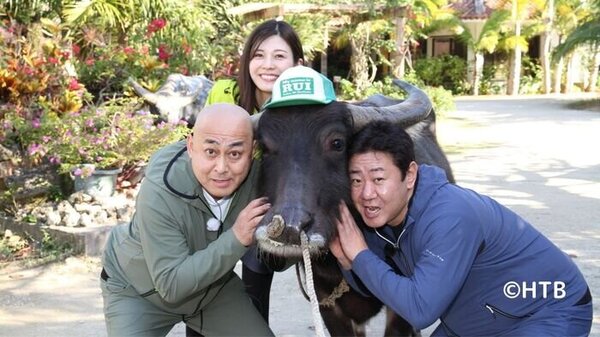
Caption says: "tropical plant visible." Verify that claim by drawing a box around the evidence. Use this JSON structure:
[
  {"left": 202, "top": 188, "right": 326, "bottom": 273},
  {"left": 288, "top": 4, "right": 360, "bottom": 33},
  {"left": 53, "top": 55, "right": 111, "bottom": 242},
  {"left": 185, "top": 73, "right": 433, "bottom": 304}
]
[
  {"left": 519, "top": 56, "right": 543, "bottom": 94},
  {"left": 0, "top": 19, "right": 90, "bottom": 134},
  {"left": 554, "top": 19, "right": 600, "bottom": 59},
  {"left": 64, "top": 0, "right": 245, "bottom": 89},
  {"left": 0, "top": 0, "right": 64, "bottom": 24},
  {"left": 338, "top": 74, "right": 455, "bottom": 117},
  {"left": 380, "top": 0, "right": 451, "bottom": 78},
  {"left": 546, "top": 0, "right": 595, "bottom": 93},
  {"left": 493, "top": 0, "right": 546, "bottom": 95},
  {"left": 454, "top": 10, "right": 511, "bottom": 95},
  {"left": 552, "top": 0, "right": 600, "bottom": 92},
  {"left": 414, "top": 55, "right": 469, "bottom": 94},
  {"left": 2, "top": 97, "right": 190, "bottom": 177}
]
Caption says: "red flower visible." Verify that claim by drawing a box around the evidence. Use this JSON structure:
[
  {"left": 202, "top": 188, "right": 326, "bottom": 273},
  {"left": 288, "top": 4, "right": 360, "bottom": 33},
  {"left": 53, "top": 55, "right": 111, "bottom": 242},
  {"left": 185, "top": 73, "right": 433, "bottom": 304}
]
[
  {"left": 48, "top": 57, "right": 59, "bottom": 64},
  {"left": 22, "top": 66, "right": 34, "bottom": 76},
  {"left": 68, "top": 78, "right": 82, "bottom": 91},
  {"left": 85, "top": 58, "right": 95, "bottom": 66},
  {"left": 147, "top": 18, "right": 167, "bottom": 35},
  {"left": 72, "top": 44, "right": 81, "bottom": 56},
  {"left": 123, "top": 46, "right": 135, "bottom": 55},
  {"left": 157, "top": 44, "right": 170, "bottom": 61},
  {"left": 182, "top": 43, "right": 192, "bottom": 55}
]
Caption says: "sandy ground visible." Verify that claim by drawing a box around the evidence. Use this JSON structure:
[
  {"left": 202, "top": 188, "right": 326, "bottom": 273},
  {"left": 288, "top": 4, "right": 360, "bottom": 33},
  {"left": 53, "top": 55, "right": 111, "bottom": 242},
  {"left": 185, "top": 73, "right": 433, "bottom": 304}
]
[{"left": 0, "top": 95, "right": 598, "bottom": 336}]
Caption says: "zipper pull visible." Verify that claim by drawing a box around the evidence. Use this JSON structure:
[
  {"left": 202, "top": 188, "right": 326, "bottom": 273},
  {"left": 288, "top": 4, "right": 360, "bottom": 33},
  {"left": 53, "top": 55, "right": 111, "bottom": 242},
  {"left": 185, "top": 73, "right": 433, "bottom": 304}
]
[{"left": 485, "top": 304, "right": 496, "bottom": 318}]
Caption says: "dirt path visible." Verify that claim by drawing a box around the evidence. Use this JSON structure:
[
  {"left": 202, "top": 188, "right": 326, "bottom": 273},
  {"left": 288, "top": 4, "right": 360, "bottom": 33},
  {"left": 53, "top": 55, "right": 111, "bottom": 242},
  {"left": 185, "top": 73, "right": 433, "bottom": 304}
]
[{"left": 1, "top": 95, "right": 598, "bottom": 336}]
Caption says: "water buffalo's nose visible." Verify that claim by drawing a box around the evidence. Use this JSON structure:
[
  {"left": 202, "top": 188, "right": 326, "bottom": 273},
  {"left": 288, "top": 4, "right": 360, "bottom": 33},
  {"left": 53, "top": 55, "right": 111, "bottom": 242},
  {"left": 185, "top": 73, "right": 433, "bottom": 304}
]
[{"left": 266, "top": 207, "right": 311, "bottom": 239}]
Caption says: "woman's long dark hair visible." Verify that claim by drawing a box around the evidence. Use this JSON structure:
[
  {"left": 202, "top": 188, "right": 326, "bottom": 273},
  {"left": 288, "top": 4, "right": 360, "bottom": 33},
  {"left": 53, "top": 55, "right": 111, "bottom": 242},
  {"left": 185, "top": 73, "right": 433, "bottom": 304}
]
[{"left": 237, "top": 20, "right": 304, "bottom": 113}]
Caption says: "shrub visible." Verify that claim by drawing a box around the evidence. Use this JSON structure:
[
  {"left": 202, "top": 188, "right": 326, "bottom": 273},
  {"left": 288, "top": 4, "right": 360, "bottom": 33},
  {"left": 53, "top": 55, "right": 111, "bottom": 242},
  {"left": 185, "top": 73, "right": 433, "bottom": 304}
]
[
  {"left": 519, "top": 56, "right": 543, "bottom": 94},
  {"left": 413, "top": 55, "right": 470, "bottom": 95},
  {"left": 338, "top": 75, "right": 455, "bottom": 119},
  {"left": 2, "top": 97, "right": 190, "bottom": 177}
]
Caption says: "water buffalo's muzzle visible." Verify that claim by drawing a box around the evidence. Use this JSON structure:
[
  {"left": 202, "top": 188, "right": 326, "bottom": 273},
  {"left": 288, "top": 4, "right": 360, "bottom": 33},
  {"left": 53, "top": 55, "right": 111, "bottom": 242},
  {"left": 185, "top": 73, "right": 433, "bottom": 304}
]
[{"left": 256, "top": 208, "right": 326, "bottom": 258}]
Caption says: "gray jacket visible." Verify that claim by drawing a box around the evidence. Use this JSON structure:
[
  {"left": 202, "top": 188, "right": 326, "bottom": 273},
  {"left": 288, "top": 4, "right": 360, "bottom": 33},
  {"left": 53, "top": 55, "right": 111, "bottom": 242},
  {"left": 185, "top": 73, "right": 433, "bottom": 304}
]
[{"left": 102, "top": 140, "right": 259, "bottom": 315}]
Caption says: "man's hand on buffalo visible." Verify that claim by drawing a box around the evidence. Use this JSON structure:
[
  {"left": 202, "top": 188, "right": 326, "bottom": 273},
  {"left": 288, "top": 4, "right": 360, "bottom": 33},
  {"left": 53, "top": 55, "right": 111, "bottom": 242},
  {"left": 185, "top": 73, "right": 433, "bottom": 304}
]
[
  {"left": 330, "top": 202, "right": 368, "bottom": 269},
  {"left": 233, "top": 197, "right": 271, "bottom": 246}
]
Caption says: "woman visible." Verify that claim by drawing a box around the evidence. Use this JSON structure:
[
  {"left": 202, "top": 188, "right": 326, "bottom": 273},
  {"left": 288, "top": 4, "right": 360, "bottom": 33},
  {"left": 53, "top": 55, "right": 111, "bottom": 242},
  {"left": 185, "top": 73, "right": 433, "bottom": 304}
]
[
  {"left": 206, "top": 19, "right": 304, "bottom": 113},
  {"left": 187, "top": 20, "right": 304, "bottom": 336}
]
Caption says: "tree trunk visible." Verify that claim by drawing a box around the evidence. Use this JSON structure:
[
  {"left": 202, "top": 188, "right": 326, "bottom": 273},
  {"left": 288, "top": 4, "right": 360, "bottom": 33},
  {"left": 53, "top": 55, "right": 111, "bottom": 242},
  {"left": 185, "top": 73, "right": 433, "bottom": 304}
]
[
  {"left": 565, "top": 55, "right": 575, "bottom": 93},
  {"left": 392, "top": 8, "right": 408, "bottom": 78},
  {"left": 586, "top": 50, "right": 599, "bottom": 92},
  {"left": 350, "top": 35, "right": 369, "bottom": 94},
  {"left": 472, "top": 52, "right": 484, "bottom": 96},
  {"left": 553, "top": 57, "right": 564, "bottom": 93},
  {"left": 541, "top": 0, "right": 554, "bottom": 94},
  {"left": 553, "top": 35, "right": 564, "bottom": 93},
  {"left": 320, "top": 25, "right": 329, "bottom": 76},
  {"left": 507, "top": 21, "right": 522, "bottom": 95}
]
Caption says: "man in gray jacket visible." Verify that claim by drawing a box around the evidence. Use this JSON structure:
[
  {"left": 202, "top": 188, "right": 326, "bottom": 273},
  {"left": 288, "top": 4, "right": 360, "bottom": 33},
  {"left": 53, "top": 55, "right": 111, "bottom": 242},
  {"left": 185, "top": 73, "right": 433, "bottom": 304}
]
[{"left": 100, "top": 103, "right": 273, "bottom": 336}]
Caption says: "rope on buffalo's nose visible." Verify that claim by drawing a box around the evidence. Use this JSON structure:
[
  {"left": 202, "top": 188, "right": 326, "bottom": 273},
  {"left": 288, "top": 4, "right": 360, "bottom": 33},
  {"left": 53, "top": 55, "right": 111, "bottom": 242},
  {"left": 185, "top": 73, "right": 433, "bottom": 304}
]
[{"left": 300, "top": 231, "right": 326, "bottom": 337}]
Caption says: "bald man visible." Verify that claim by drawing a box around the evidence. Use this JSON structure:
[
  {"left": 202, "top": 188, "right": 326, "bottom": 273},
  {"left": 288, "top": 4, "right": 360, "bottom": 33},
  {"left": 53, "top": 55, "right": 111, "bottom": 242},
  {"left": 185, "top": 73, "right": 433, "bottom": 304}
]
[{"left": 100, "top": 103, "right": 273, "bottom": 336}]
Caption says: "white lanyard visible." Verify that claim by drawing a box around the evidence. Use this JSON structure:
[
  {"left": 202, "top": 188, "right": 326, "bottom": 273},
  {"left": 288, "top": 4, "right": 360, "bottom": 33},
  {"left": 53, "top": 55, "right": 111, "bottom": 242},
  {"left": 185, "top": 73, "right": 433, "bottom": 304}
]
[{"left": 202, "top": 190, "right": 233, "bottom": 231}]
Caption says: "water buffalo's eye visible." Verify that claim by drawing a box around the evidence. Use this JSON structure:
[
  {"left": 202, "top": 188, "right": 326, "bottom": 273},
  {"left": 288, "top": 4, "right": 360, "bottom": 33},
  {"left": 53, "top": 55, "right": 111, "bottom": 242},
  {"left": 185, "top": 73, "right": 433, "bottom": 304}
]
[{"left": 331, "top": 139, "right": 345, "bottom": 152}]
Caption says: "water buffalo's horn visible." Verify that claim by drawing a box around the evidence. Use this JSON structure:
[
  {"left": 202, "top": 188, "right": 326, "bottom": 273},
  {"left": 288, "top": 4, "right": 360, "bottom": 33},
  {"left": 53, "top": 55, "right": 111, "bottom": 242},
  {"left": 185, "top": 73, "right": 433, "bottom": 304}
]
[
  {"left": 348, "top": 79, "right": 432, "bottom": 131},
  {"left": 128, "top": 77, "right": 159, "bottom": 105}
]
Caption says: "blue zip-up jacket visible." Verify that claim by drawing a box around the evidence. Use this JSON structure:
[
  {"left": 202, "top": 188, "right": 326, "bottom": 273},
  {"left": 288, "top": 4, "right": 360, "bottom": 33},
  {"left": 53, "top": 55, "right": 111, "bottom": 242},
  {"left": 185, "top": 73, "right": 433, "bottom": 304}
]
[{"left": 342, "top": 165, "right": 590, "bottom": 336}]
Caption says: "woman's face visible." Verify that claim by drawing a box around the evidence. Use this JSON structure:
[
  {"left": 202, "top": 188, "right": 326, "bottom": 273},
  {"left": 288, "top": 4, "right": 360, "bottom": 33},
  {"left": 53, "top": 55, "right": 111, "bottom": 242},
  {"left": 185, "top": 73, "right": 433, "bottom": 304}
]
[{"left": 249, "top": 35, "right": 298, "bottom": 95}]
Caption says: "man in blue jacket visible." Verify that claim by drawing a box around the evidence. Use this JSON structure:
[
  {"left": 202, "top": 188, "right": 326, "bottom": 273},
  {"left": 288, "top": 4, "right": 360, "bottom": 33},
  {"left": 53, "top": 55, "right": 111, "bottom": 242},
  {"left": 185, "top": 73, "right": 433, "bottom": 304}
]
[{"left": 330, "top": 120, "right": 592, "bottom": 336}]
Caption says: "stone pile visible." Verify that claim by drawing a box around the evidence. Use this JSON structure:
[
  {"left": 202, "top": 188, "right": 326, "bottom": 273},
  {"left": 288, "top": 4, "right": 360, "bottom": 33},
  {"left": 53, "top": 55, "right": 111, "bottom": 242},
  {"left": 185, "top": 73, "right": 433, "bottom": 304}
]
[{"left": 17, "top": 187, "right": 139, "bottom": 228}]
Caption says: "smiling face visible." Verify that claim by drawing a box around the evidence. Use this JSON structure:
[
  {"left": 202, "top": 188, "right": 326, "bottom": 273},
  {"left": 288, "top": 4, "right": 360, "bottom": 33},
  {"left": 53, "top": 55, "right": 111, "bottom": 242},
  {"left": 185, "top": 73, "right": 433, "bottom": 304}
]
[
  {"left": 349, "top": 151, "right": 417, "bottom": 228},
  {"left": 249, "top": 35, "right": 300, "bottom": 106},
  {"left": 187, "top": 104, "right": 254, "bottom": 199}
]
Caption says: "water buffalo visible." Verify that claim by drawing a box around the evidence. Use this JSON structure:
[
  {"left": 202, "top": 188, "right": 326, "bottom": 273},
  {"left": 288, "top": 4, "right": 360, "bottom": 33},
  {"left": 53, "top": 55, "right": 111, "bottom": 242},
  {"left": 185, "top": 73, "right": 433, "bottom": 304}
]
[
  {"left": 129, "top": 74, "right": 213, "bottom": 126},
  {"left": 252, "top": 80, "right": 454, "bottom": 336}
]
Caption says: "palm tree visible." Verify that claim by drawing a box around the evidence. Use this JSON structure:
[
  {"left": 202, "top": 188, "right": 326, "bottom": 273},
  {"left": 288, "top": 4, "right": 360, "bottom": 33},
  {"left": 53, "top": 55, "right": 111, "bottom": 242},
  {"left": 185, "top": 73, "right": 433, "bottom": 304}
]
[
  {"left": 391, "top": 0, "right": 450, "bottom": 78},
  {"left": 552, "top": 0, "right": 600, "bottom": 92},
  {"left": 455, "top": 10, "right": 511, "bottom": 95},
  {"left": 496, "top": 0, "right": 545, "bottom": 95},
  {"left": 553, "top": 18, "right": 600, "bottom": 59},
  {"left": 63, "top": 0, "right": 168, "bottom": 45},
  {"left": 540, "top": 0, "right": 555, "bottom": 94},
  {"left": 548, "top": 0, "right": 592, "bottom": 93},
  {"left": 333, "top": 19, "right": 392, "bottom": 93}
]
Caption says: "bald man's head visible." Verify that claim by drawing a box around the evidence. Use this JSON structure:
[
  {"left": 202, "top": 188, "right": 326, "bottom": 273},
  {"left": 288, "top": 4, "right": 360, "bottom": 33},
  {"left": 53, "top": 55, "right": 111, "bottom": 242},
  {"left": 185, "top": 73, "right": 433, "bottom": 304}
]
[
  {"left": 193, "top": 103, "right": 253, "bottom": 140},
  {"left": 187, "top": 103, "right": 255, "bottom": 199}
]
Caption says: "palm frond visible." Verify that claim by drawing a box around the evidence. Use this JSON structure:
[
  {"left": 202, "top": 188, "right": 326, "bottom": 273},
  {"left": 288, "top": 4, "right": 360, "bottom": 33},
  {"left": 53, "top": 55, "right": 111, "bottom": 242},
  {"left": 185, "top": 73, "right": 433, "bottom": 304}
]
[{"left": 553, "top": 18, "right": 600, "bottom": 60}]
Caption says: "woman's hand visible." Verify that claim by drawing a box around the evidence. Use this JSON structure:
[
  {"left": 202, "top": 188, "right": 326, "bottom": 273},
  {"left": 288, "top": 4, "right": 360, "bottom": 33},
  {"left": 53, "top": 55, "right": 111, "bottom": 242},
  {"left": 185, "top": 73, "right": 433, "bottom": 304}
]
[{"left": 232, "top": 197, "right": 270, "bottom": 246}]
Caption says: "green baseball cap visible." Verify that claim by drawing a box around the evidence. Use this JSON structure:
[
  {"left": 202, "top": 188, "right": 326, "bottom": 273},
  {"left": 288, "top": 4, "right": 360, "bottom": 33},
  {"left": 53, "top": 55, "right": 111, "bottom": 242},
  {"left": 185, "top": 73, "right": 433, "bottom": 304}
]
[{"left": 263, "top": 65, "right": 336, "bottom": 109}]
